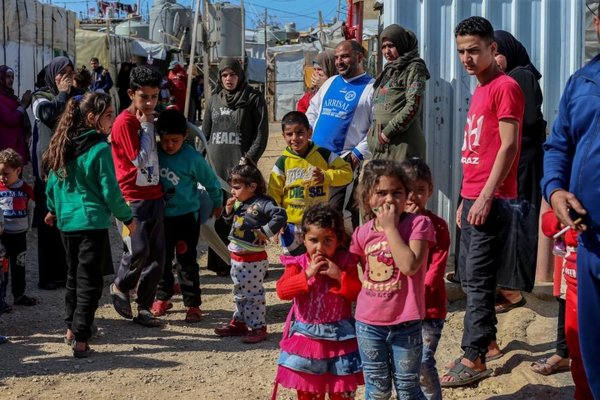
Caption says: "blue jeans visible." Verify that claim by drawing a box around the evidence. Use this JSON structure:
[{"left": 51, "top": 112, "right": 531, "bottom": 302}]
[
  {"left": 356, "top": 320, "right": 425, "bottom": 400},
  {"left": 420, "top": 319, "right": 444, "bottom": 400}
]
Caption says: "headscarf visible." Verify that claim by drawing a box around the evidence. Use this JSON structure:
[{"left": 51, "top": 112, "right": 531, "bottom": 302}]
[
  {"left": 374, "top": 24, "right": 430, "bottom": 89},
  {"left": 0, "top": 65, "right": 17, "bottom": 100},
  {"left": 41, "top": 56, "right": 74, "bottom": 95},
  {"left": 313, "top": 50, "right": 337, "bottom": 78},
  {"left": 217, "top": 57, "right": 250, "bottom": 108},
  {"left": 494, "top": 30, "right": 541, "bottom": 80}
]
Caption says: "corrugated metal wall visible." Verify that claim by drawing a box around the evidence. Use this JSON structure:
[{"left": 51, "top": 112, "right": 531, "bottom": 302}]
[{"left": 382, "top": 0, "right": 587, "bottom": 228}]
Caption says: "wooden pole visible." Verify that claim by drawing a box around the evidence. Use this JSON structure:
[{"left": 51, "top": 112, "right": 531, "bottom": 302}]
[
  {"left": 184, "top": 0, "right": 201, "bottom": 119},
  {"left": 203, "top": 0, "right": 210, "bottom": 105}
]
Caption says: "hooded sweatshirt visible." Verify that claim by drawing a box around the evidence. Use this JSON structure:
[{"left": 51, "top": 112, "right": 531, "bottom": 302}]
[
  {"left": 46, "top": 130, "right": 132, "bottom": 232},
  {"left": 202, "top": 58, "right": 269, "bottom": 180},
  {"left": 268, "top": 142, "right": 353, "bottom": 224},
  {"left": 369, "top": 24, "right": 430, "bottom": 161}
]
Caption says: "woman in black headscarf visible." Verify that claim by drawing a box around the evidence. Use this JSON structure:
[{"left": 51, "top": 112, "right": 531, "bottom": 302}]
[
  {"left": 297, "top": 50, "right": 337, "bottom": 113},
  {"left": 202, "top": 57, "right": 268, "bottom": 276},
  {"left": 31, "top": 56, "right": 74, "bottom": 290},
  {"left": 368, "top": 24, "right": 430, "bottom": 161}
]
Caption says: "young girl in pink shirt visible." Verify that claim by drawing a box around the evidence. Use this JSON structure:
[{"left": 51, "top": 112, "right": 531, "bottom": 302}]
[
  {"left": 349, "top": 160, "right": 435, "bottom": 399},
  {"left": 274, "top": 203, "right": 364, "bottom": 399}
]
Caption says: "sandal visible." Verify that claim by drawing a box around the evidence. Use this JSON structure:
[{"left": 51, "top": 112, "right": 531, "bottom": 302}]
[
  {"left": 441, "top": 362, "right": 493, "bottom": 388},
  {"left": 133, "top": 309, "right": 162, "bottom": 327},
  {"left": 110, "top": 283, "right": 133, "bottom": 320},
  {"left": 0, "top": 335, "right": 8, "bottom": 344},
  {"left": 530, "top": 357, "right": 570, "bottom": 375},
  {"left": 72, "top": 341, "right": 93, "bottom": 358},
  {"left": 185, "top": 307, "right": 203, "bottom": 323},
  {"left": 495, "top": 296, "right": 527, "bottom": 314},
  {"left": 445, "top": 271, "right": 460, "bottom": 284},
  {"left": 13, "top": 295, "right": 38, "bottom": 306}
]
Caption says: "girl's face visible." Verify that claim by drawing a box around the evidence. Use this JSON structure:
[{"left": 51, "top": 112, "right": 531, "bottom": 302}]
[
  {"left": 230, "top": 180, "right": 256, "bottom": 202},
  {"left": 5, "top": 70, "right": 14, "bottom": 89},
  {"left": 406, "top": 179, "right": 432, "bottom": 211},
  {"left": 94, "top": 104, "right": 116, "bottom": 134},
  {"left": 0, "top": 163, "right": 21, "bottom": 187},
  {"left": 304, "top": 225, "right": 338, "bottom": 260},
  {"left": 369, "top": 175, "right": 407, "bottom": 215}
]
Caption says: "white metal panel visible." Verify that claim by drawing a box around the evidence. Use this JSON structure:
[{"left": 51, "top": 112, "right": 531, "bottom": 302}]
[{"left": 382, "top": 0, "right": 586, "bottom": 230}]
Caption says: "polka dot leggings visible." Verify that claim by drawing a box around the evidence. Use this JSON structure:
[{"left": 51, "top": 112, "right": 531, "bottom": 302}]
[{"left": 230, "top": 252, "right": 268, "bottom": 330}]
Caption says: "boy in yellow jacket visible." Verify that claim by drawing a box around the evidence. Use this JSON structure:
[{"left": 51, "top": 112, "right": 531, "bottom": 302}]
[{"left": 268, "top": 111, "right": 353, "bottom": 255}]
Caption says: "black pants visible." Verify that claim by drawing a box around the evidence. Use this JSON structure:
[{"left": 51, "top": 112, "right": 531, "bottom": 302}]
[
  {"left": 207, "top": 190, "right": 230, "bottom": 274},
  {"left": 114, "top": 199, "right": 166, "bottom": 311},
  {"left": 556, "top": 297, "right": 569, "bottom": 358},
  {"left": 63, "top": 229, "right": 111, "bottom": 342},
  {"left": 33, "top": 178, "right": 67, "bottom": 286},
  {"left": 328, "top": 155, "right": 360, "bottom": 229},
  {"left": 156, "top": 213, "right": 202, "bottom": 307},
  {"left": 1, "top": 232, "right": 27, "bottom": 299},
  {"left": 458, "top": 198, "right": 511, "bottom": 361}
]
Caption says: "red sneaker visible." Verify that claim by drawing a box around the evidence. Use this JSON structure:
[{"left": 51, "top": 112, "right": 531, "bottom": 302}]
[
  {"left": 150, "top": 300, "right": 173, "bottom": 317},
  {"left": 214, "top": 320, "right": 249, "bottom": 337},
  {"left": 242, "top": 327, "right": 267, "bottom": 344},
  {"left": 185, "top": 307, "right": 203, "bottom": 323}
]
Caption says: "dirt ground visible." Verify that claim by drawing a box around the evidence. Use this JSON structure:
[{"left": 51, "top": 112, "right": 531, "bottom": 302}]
[{"left": 0, "top": 125, "right": 575, "bottom": 399}]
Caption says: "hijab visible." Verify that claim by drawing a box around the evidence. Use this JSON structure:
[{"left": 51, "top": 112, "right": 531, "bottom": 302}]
[
  {"left": 0, "top": 65, "right": 17, "bottom": 100},
  {"left": 374, "top": 24, "right": 430, "bottom": 89},
  {"left": 217, "top": 57, "right": 250, "bottom": 109},
  {"left": 41, "top": 56, "right": 74, "bottom": 95},
  {"left": 494, "top": 30, "right": 542, "bottom": 80},
  {"left": 313, "top": 50, "right": 337, "bottom": 78}
]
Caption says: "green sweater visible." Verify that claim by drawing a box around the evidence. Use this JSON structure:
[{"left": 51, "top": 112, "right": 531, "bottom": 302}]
[{"left": 46, "top": 131, "right": 132, "bottom": 232}]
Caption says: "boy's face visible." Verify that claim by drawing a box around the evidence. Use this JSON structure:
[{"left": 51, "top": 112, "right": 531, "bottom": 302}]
[
  {"left": 128, "top": 86, "right": 160, "bottom": 115},
  {"left": 406, "top": 179, "right": 432, "bottom": 212},
  {"left": 160, "top": 133, "right": 185, "bottom": 155},
  {"left": 282, "top": 123, "right": 311, "bottom": 155},
  {"left": 0, "top": 163, "right": 21, "bottom": 186},
  {"left": 456, "top": 34, "right": 497, "bottom": 77}
]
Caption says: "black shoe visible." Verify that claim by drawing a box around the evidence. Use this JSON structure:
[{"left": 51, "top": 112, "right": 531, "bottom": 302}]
[
  {"left": 54, "top": 280, "right": 67, "bottom": 288},
  {"left": 38, "top": 282, "right": 57, "bottom": 290}
]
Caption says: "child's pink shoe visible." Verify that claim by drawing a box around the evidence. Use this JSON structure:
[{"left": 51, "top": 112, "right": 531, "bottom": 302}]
[
  {"left": 214, "top": 320, "right": 248, "bottom": 337},
  {"left": 242, "top": 327, "right": 267, "bottom": 344},
  {"left": 150, "top": 300, "right": 173, "bottom": 317},
  {"left": 185, "top": 307, "right": 202, "bottom": 323}
]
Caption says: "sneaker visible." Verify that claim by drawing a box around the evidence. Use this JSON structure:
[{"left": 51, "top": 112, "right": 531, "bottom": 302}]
[
  {"left": 214, "top": 320, "right": 249, "bottom": 337},
  {"left": 185, "top": 307, "right": 203, "bottom": 323},
  {"left": 150, "top": 300, "right": 173, "bottom": 317},
  {"left": 242, "top": 327, "right": 267, "bottom": 344}
]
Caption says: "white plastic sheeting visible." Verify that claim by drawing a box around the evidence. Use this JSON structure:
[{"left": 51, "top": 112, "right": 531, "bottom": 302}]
[
  {"left": 267, "top": 43, "right": 320, "bottom": 120},
  {"left": 0, "top": 0, "right": 76, "bottom": 96},
  {"left": 382, "top": 0, "right": 589, "bottom": 229}
]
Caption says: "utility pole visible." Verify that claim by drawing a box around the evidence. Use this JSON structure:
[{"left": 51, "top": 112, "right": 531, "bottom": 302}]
[
  {"left": 185, "top": 0, "right": 201, "bottom": 119},
  {"left": 240, "top": 0, "right": 245, "bottom": 62},
  {"left": 336, "top": 0, "right": 341, "bottom": 22},
  {"left": 203, "top": 0, "right": 211, "bottom": 104}
]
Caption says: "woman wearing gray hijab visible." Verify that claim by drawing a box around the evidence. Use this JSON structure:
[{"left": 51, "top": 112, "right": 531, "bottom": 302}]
[
  {"left": 31, "top": 56, "right": 74, "bottom": 290},
  {"left": 202, "top": 57, "right": 268, "bottom": 276},
  {"left": 368, "top": 24, "right": 430, "bottom": 161}
]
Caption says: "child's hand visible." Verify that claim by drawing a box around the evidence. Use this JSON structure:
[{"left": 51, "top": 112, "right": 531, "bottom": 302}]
[
  {"left": 225, "top": 197, "right": 236, "bottom": 215},
  {"left": 253, "top": 229, "right": 269, "bottom": 246},
  {"left": 211, "top": 207, "right": 223, "bottom": 219},
  {"left": 305, "top": 253, "right": 328, "bottom": 279},
  {"left": 405, "top": 202, "right": 421, "bottom": 214},
  {"left": 126, "top": 220, "right": 137, "bottom": 235},
  {"left": 135, "top": 108, "right": 154, "bottom": 124},
  {"left": 311, "top": 168, "right": 325, "bottom": 184},
  {"left": 319, "top": 257, "right": 341, "bottom": 281},
  {"left": 44, "top": 212, "right": 56, "bottom": 226},
  {"left": 376, "top": 203, "right": 400, "bottom": 231}
]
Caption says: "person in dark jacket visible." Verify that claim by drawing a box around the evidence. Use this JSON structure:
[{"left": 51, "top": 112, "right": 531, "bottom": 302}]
[
  {"left": 541, "top": 6, "right": 600, "bottom": 396},
  {"left": 89, "top": 57, "right": 113, "bottom": 93},
  {"left": 31, "top": 56, "right": 74, "bottom": 290},
  {"left": 493, "top": 30, "right": 546, "bottom": 310},
  {"left": 369, "top": 24, "right": 430, "bottom": 161},
  {"left": 202, "top": 57, "right": 269, "bottom": 276}
]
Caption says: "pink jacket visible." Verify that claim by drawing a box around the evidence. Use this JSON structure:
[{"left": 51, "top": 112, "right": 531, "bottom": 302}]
[{"left": 0, "top": 93, "right": 28, "bottom": 161}]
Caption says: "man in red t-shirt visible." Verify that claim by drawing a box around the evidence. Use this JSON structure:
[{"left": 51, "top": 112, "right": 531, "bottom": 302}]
[
  {"left": 109, "top": 66, "right": 165, "bottom": 328},
  {"left": 441, "top": 16, "right": 524, "bottom": 388}
]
